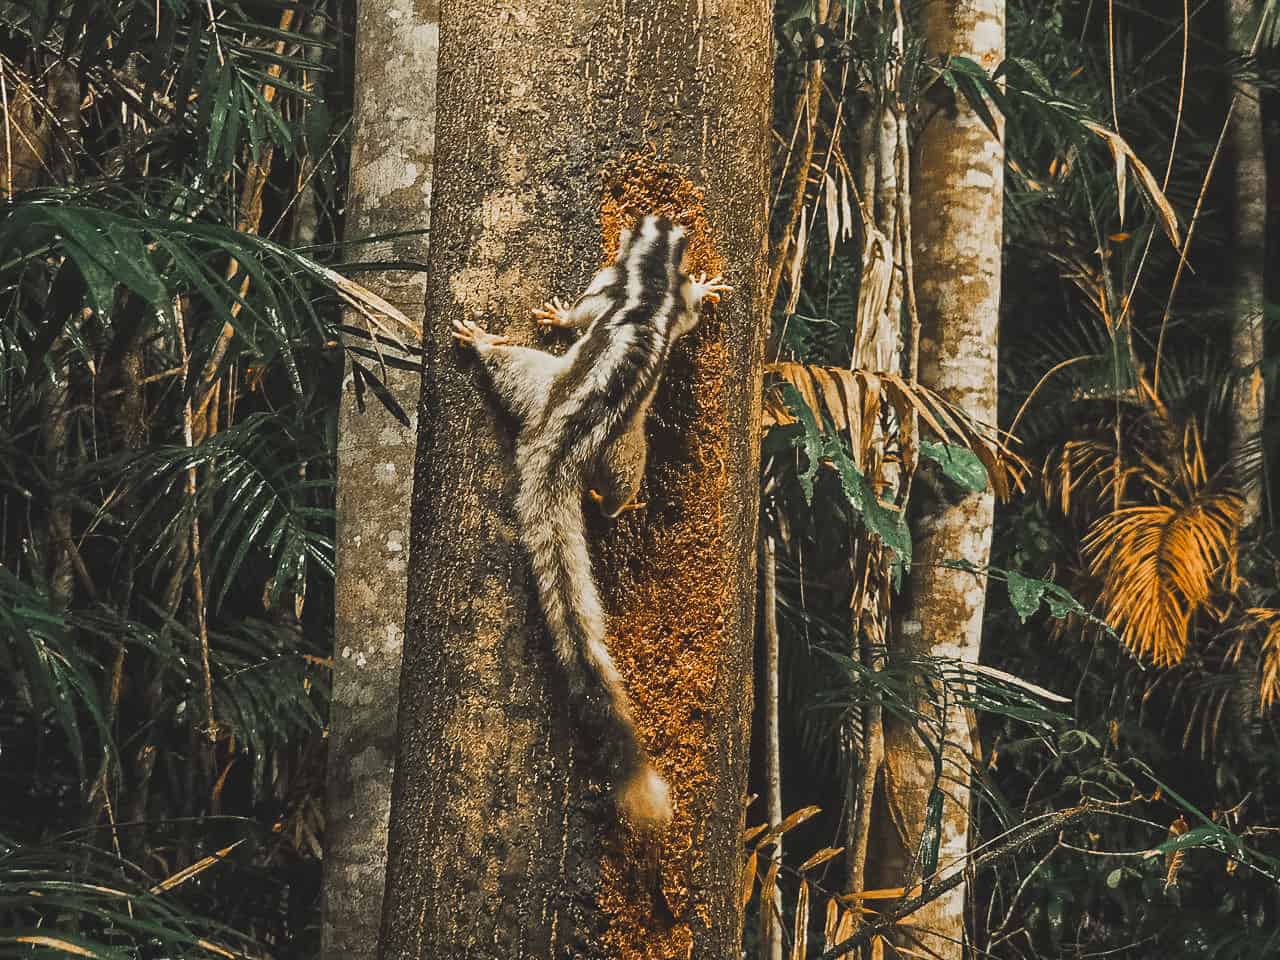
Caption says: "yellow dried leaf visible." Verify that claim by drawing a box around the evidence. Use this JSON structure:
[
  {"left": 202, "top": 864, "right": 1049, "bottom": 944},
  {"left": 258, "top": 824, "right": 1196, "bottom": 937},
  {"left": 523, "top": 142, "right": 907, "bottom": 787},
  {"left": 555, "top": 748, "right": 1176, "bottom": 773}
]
[
  {"left": 196, "top": 938, "right": 247, "bottom": 959},
  {"left": 150, "top": 839, "right": 245, "bottom": 894},
  {"left": 829, "top": 368, "right": 864, "bottom": 467},
  {"left": 12, "top": 937, "right": 100, "bottom": 958},
  {"left": 1164, "top": 815, "right": 1189, "bottom": 892},
  {"left": 740, "top": 850, "right": 758, "bottom": 907},
  {"left": 842, "top": 886, "right": 905, "bottom": 902},
  {"left": 823, "top": 896, "right": 840, "bottom": 949},
  {"left": 838, "top": 170, "right": 854, "bottom": 242},
  {"left": 879, "top": 373, "right": 951, "bottom": 443},
  {"left": 757, "top": 805, "right": 821, "bottom": 849},
  {"left": 855, "top": 371, "right": 882, "bottom": 456},
  {"left": 1084, "top": 488, "right": 1242, "bottom": 666},
  {"left": 1245, "top": 608, "right": 1280, "bottom": 710},
  {"left": 810, "top": 366, "right": 848, "bottom": 431},
  {"left": 825, "top": 171, "right": 840, "bottom": 261},
  {"left": 799, "top": 845, "right": 845, "bottom": 873},
  {"left": 835, "top": 906, "right": 855, "bottom": 944},
  {"left": 760, "top": 857, "right": 782, "bottom": 949},
  {"left": 771, "top": 363, "right": 822, "bottom": 433},
  {"left": 791, "top": 880, "right": 810, "bottom": 960},
  {"left": 1081, "top": 120, "right": 1180, "bottom": 248}
]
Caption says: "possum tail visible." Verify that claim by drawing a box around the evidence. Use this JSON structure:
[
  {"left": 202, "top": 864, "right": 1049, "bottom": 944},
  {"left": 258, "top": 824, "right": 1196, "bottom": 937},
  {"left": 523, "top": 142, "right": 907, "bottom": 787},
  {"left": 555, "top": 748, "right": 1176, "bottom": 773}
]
[{"left": 516, "top": 467, "right": 671, "bottom": 830}]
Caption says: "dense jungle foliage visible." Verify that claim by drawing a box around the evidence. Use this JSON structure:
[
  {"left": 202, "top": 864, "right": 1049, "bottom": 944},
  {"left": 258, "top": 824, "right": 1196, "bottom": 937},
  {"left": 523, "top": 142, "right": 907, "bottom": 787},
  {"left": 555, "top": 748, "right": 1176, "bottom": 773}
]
[{"left": 1, "top": 0, "right": 1278, "bottom": 957}]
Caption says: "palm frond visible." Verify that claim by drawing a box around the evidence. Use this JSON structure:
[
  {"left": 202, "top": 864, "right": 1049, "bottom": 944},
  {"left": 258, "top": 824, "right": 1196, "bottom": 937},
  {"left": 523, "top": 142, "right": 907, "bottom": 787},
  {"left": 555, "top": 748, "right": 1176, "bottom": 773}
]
[
  {"left": 1243, "top": 608, "right": 1280, "bottom": 711},
  {"left": 128, "top": 412, "right": 333, "bottom": 611},
  {"left": 763, "top": 361, "right": 1027, "bottom": 498},
  {"left": 1084, "top": 491, "right": 1243, "bottom": 666},
  {"left": 0, "top": 833, "right": 256, "bottom": 959},
  {"left": 1, "top": 185, "right": 416, "bottom": 402},
  {"left": 0, "top": 567, "right": 111, "bottom": 782}
]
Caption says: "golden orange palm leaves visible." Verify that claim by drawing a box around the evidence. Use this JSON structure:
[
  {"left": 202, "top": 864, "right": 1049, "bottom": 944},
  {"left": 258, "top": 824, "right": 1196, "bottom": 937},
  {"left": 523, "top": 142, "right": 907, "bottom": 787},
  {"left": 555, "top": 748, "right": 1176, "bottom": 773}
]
[
  {"left": 1051, "top": 403, "right": 1246, "bottom": 669},
  {"left": 1083, "top": 492, "right": 1243, "bottom": 666}
]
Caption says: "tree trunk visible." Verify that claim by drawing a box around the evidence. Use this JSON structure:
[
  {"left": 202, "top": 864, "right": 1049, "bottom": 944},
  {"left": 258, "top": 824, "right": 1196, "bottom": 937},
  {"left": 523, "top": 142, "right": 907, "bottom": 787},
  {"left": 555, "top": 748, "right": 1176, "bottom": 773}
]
[
  {"left": 377, "top": 0, "right": 772, "bottom": 956},
  {"left": 1226, "top": 0, "right": 1266, "bottom": 529},
  {"left": 320, "top": 1, "right": 438, "bottom": 957},
  {"left": 873, "top": 1, "right": 1004, "bottom": 956}
]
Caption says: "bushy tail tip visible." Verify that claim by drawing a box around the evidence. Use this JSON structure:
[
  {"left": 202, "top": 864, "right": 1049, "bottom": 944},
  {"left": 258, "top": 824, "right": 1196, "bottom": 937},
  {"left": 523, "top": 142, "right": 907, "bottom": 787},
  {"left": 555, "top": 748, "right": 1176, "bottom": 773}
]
[{"left": 616, "top": 765, "right": 673, "bottom": 830}]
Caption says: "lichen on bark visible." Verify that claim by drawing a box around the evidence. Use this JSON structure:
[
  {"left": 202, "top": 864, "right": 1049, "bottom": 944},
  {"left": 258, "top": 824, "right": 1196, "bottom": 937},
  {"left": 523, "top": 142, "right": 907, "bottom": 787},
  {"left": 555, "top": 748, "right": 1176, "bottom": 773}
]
[{"left": 321, "top": 1, "right": 438, "bottom": 959}]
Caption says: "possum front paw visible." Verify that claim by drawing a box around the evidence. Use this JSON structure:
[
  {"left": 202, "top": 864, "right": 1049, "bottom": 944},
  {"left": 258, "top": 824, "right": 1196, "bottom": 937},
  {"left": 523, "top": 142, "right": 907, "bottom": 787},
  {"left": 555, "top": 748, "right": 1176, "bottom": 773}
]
[
  {"left": 451, "top": 317, "right": 511, "bottom": 352},
  {"left": 690, "top": 273, "right": 732, "bottom": 305},
  {"left": 531, "top": 297, "right": 576, "bottom": 331}
]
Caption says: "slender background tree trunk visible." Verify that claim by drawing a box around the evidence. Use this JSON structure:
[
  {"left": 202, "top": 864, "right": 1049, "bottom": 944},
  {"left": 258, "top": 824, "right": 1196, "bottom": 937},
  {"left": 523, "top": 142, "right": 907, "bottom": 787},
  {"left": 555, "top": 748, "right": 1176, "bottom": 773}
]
[
  {"left": 761, "top": 534, "right": 784, "bottom": 960},
  {"left": 378, "top": 0, "right": 772, "bottom": 957},
  {"left": 320, "top": 1, "right": 438, "bottom": 957},
  {"left": 1226, "top": 0, "right": 1267, "bottom": 529},
  {"left": 872, "top": 1, "right": 1004, "bottom": 956}
]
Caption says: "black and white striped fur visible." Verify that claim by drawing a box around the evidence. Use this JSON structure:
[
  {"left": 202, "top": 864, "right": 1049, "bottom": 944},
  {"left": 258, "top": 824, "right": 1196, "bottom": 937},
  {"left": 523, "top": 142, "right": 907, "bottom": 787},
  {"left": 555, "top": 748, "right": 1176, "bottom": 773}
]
[{"left": 452, "top": 215, "right": 730, "bottom": 829}]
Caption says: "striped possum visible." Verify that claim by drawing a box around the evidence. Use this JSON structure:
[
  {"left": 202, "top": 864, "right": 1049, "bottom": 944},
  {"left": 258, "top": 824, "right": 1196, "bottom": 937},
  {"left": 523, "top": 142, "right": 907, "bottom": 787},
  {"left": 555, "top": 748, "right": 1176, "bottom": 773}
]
[{"left": 452, "top": 215, "right": 730, "bottom": 828}]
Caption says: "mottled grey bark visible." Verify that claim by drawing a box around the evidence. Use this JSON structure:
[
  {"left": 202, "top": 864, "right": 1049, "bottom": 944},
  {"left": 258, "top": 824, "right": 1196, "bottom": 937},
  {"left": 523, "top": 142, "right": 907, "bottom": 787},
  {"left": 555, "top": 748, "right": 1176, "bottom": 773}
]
[
  {"left": 872, "top": 0, "right": 1004, "bottom": 956},
  {"left": 378, "top": 0, "right": 772, "bottom": 956},
  {"left": 1226, "top": 0, "right": 1267, "bottom": 528},
  {"left": 320, "top": 1, "right": 438, "bottom": 958}
]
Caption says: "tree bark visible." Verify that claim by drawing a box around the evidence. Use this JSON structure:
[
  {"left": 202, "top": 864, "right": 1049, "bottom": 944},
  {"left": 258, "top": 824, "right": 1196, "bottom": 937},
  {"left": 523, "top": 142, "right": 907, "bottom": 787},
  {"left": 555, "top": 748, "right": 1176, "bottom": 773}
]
[
  {"left": 1226, "top": 0, "right": 1266, "bottom": 529},
  {"left": 872, "top": 1, "right": 1004, "bottom": 956},
  {"left": 377, "top": 0, "right": 772, "bottom": 956},
  {"left": 320, "top": 1, "right": 438, "bottom": 958}
]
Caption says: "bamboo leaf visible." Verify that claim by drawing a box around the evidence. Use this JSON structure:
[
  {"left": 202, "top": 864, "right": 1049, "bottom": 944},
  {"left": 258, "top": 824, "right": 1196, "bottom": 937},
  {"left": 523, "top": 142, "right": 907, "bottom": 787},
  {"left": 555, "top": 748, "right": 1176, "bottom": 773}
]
[
  {"left": 740, "top": 850, "right": 758, "bottom": 907},
  {"left": 799, "top": 846, "right": 845, "bottom": 872},
  {"left": 791, "top": 880, "right": 809, "bottom": 960}
]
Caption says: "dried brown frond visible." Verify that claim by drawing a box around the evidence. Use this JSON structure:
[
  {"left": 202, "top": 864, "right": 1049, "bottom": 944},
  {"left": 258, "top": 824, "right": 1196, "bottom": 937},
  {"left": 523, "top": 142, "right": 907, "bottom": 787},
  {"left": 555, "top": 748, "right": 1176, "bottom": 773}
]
[
  {"left": 1083, "top": 491, "right": 1243, "bottom": 666},
  {"left": 763, "top": 362, "right": 1027, "bottom": 498},
  {"left": 792, "top": 879, "right": 810, "bottom": 960},
  {"left": 739, "top": 849, "right": 758, "bottom": 907},
  {"left": 1081, "top": 120, "right": 1181, "bottom": 249},
  {"left": 1164, "top": 815, "right": 1189, "bottom": 891},
  {"left": 1043, "top": 437, "right": 1139, "bottom": 518},
  {"left": 1242, "top": 607, "right": 1280, "bottom": 710}
]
